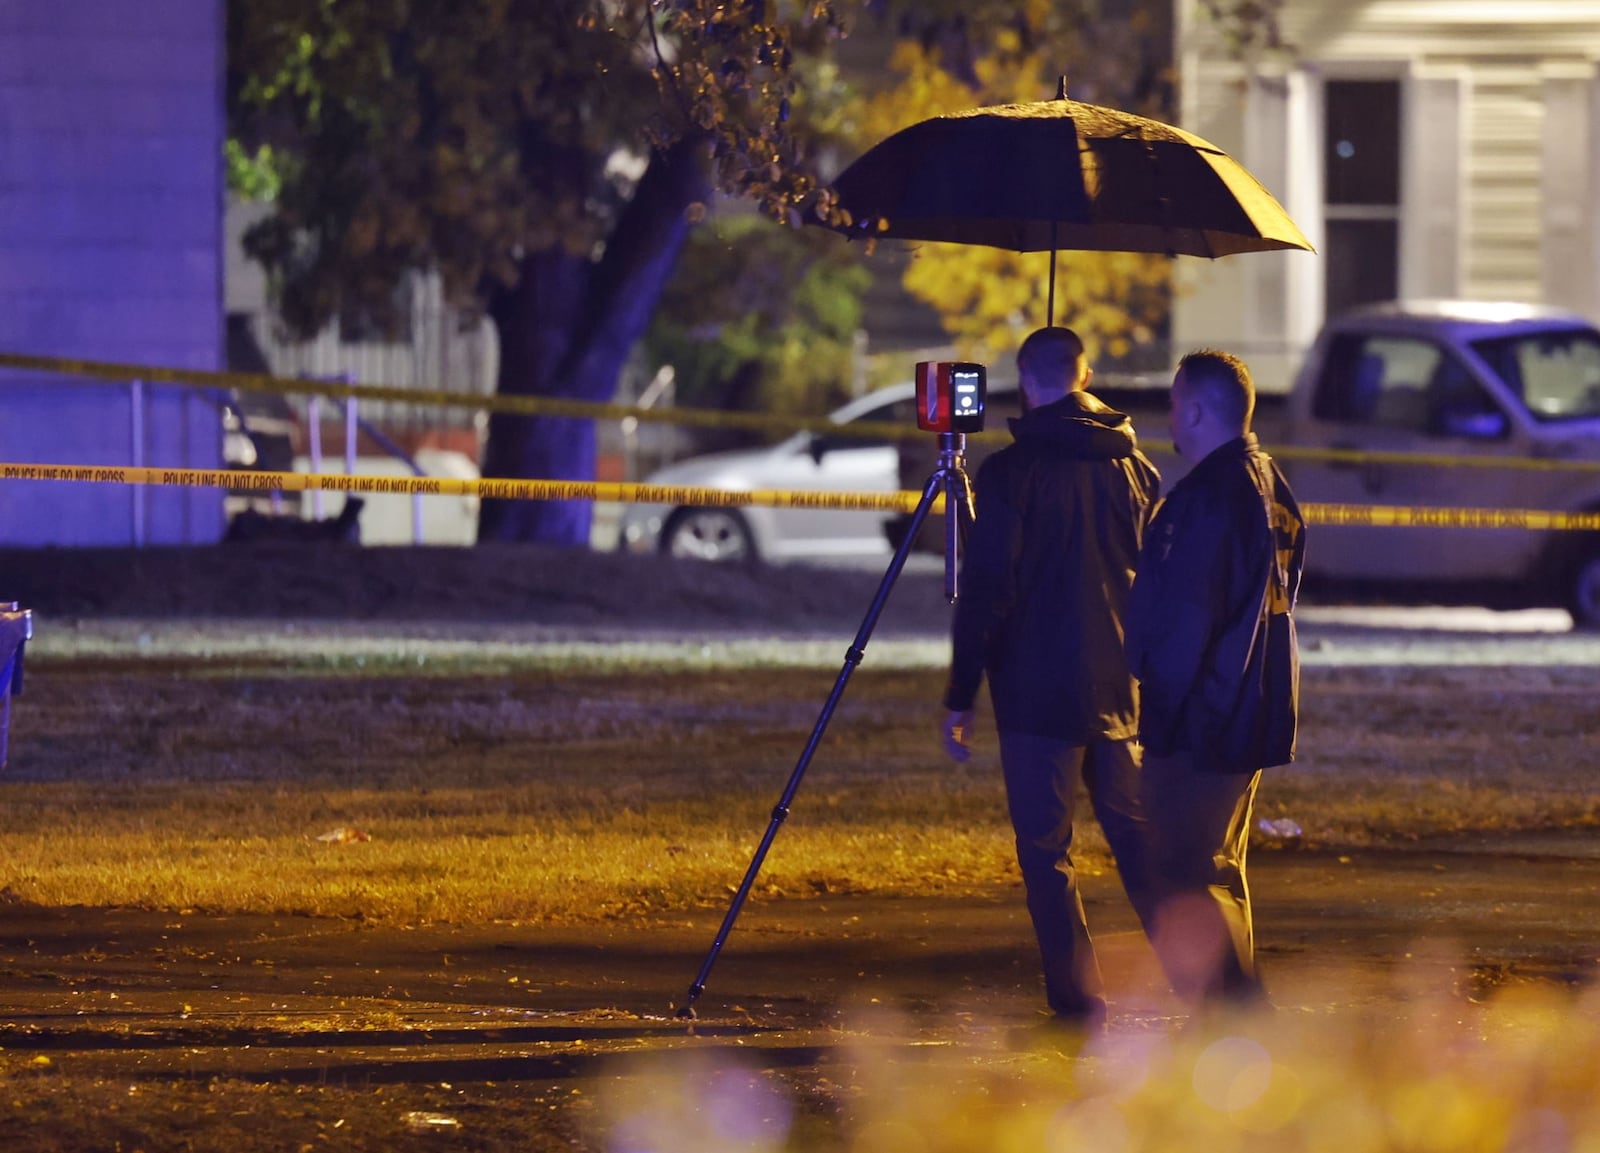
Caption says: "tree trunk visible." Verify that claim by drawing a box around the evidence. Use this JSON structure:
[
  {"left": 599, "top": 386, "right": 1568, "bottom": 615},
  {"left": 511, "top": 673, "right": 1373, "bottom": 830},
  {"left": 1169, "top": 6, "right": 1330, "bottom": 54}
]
[{"left": 477, "top": 139, "right": 708, "bottom": 544}]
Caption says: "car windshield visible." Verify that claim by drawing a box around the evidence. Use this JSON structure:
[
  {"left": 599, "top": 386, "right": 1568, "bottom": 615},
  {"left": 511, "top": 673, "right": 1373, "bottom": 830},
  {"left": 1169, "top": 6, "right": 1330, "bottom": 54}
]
[{"left": 1471, "top": 327, "right": 1600, "bottom": 421}]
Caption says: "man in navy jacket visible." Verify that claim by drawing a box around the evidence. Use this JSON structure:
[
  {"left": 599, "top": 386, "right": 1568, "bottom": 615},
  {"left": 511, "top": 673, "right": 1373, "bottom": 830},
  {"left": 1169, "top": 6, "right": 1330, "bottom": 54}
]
[
  {"left": 941, "top": 326, "right": 1162, "bottom": 1031},
  {"left": 1124, "top": 348, "right": 1306, "bottom": 1008}
]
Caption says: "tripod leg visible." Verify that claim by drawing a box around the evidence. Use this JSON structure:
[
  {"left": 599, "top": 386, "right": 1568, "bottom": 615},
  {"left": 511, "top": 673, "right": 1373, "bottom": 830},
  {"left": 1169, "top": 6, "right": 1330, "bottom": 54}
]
[
  {"left": 944, "top": 470, "right": 959, "bottom": 602},
  {"left": 942, "top": 465, "right": 976, "bottom": 603},
  {"left": 676, "top": 467, "right": 951, "bottom": 1019}
]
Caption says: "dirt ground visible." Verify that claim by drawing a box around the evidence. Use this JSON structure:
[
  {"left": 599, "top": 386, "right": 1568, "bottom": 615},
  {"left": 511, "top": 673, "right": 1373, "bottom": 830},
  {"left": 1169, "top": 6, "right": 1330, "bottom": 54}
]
[
  {"left": 1, "top": 840, "right": 1596, "bottom": 1153},
  {"left": 2, "top": 543, "right": 1598, "bottom": 1149},
  {"left": 3, "top": 841, "right": 1596, "bottom": 1056}
]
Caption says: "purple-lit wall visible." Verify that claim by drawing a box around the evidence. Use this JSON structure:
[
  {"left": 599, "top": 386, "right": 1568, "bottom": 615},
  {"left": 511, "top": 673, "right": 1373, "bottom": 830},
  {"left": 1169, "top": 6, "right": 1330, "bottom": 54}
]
[{"left": 0, "top": 0, "right": 223, "bottom": 546}]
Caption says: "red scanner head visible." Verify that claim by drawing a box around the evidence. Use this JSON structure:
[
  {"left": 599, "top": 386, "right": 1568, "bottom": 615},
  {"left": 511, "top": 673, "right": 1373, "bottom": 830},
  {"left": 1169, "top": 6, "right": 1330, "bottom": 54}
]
[{"left": 914, "top": 362, "right": 987, "bottom": 433}]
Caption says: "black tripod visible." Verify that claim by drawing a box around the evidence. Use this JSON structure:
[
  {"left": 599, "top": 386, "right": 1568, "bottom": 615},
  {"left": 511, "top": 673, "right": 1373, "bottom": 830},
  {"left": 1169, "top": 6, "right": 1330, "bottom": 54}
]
[{"left": 676, "top": 432, "right": 975, "bottom": 1019}]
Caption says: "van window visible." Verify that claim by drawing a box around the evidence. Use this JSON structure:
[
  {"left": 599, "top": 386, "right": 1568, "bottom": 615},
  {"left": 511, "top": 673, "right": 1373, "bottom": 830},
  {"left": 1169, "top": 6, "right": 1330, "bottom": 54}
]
[
  {"left": 1313, "top": 334, "right": 1434, "bottom": 430},
  {"left": 1313, "top": 334, "right": 1507, "bottom": 439},
  {"left": 1471, "top": 327, "right": 1600, "bottom": 421}
]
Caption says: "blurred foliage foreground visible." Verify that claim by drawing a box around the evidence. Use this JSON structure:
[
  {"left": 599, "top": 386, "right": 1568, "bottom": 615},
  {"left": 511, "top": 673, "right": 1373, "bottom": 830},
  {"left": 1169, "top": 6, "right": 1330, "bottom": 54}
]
[
  {"left": 592, "top": 985, "right": 1600, "bottom": 1153},
  {"left": 3, "top": 962, "right": 1598, "bottom": 1153}
]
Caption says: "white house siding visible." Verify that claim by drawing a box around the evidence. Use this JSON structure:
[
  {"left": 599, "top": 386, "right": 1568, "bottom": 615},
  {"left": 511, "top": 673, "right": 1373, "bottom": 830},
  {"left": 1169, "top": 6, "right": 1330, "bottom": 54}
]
[
  {"left": 1401, "top": 66, "right": 1466, "bottom": 301},
  {"left": 1169, "top": 57, "right": 1320, "bottom": 391},
  {"left": 0, "top": 0, "right": 224, "bottom": 545},
  {"left": 1541, "top": 60, "right": 1600, "bottom": 313},
  {"left": 1174, "top": 0, "right": 1600, "bottom": 378},
  {"left": 1466, "top": 63, "right": 1544, "bottom": 302}
]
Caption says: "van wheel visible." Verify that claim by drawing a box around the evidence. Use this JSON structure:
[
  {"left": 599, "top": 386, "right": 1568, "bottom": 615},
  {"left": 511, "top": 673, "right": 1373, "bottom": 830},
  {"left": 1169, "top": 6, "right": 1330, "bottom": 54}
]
[
  {"left": 662, "top": 508, "right": 756, "bottom": 563},
  {"left": 1566, "top": 550, "right": 1600, "bottom": 629}
]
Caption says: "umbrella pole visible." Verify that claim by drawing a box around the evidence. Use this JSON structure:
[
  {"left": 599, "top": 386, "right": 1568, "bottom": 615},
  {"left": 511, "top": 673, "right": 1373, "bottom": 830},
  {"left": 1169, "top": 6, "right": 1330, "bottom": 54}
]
[
  {"left": 1047, "top": 215, "right": 1059, "bottom": 327},
  {"left": 1047, "top": 248, "right": 1057, "bottom": 327}
]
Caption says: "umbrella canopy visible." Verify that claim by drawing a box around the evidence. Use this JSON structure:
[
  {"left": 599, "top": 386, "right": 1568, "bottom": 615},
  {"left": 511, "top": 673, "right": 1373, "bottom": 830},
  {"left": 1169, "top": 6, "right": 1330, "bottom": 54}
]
[{"left": 823, "top": 95, "right": 1314, "bottom": 260}]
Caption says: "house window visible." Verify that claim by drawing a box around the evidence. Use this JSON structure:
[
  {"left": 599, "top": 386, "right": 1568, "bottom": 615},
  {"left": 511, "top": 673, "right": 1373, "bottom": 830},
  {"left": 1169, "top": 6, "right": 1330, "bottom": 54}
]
[{"left": 1324, "top": 79, "right": 1401, "bottom": 319}]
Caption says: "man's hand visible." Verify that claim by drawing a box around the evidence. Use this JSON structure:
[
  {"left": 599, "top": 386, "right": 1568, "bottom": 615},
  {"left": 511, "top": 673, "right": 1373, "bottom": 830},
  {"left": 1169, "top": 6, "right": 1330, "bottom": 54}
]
[{"left": 942, "top": 709, "right": 975, "bottom": 763}]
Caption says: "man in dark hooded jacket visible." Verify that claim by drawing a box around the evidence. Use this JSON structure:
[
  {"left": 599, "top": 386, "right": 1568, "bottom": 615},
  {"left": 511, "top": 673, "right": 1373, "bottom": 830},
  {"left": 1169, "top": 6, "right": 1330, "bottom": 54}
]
[
  {"left": 941, "top": 326, "right": 1161, "bottom": 1031},
  {"left": 1124, "top": 348, "right": 1306, "bottom": 1009}
]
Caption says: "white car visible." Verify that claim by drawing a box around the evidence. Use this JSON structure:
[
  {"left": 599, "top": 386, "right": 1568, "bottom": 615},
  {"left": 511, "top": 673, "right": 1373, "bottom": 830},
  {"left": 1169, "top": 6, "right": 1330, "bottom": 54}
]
[{"left": 619, "top": 384, "right": 924, "bottom": 563}]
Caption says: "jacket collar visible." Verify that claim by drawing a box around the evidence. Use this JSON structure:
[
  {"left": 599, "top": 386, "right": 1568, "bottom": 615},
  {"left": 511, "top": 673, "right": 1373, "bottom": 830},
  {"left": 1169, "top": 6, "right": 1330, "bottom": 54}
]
[
  {"left": 1006, "top": 391, "right": 1139, "bottom": 460},
  {"left": 1177, "top": 433, "right": 1261, "bottom": 485}
]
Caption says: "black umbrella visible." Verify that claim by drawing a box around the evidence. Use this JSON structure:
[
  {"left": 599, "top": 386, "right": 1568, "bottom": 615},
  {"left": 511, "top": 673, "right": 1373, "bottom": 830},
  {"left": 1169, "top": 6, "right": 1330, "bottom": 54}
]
[{"left": 821, "top": 83, "right": 1314, "bottom": 324}]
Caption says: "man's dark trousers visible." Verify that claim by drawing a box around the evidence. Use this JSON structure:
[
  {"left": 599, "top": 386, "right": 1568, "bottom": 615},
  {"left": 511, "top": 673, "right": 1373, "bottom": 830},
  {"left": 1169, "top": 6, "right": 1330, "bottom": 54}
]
[{"left": 997, "top": 733, "right": 1156, "bottom": 1023}]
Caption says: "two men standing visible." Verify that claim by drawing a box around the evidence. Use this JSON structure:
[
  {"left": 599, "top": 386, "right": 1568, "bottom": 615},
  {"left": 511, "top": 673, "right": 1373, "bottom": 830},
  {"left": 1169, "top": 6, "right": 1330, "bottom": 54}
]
[{"left": 942, "top": 332, "right": 1306, "bottom": 1025}]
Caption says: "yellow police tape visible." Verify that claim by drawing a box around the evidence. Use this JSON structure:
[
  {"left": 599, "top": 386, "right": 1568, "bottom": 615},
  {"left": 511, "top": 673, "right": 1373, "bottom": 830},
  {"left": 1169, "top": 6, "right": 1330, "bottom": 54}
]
[
  {"left": 1266, "top": 443, "right": 1600, "bottom": 474},
  {"left": 0, "top": 462, "right": 929, "bottom": 515},
  {"left": 10, "top": 349, "right": 1600, "bottom": 473},
  {"left": 0, "top": 350, "right": 957, "bottom": 446},
  {"left": 7, "top": 460, "right": 1600, "bottom": 531},
  {"left": 1305, "top": 503, "right": 1600, "bottom": 531}
]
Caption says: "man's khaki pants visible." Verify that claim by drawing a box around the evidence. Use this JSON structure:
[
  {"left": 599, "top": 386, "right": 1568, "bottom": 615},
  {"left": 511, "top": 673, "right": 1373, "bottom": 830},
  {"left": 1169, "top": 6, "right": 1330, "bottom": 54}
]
[{"left": 1139, "top": 749, "right": 1265, "bottom": 1006}]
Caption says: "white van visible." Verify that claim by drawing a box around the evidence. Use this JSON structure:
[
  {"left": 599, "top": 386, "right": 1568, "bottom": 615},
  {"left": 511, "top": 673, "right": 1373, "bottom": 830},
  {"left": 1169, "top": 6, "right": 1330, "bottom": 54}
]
[{"left": 1282, "top": 300, "right": 1600, "bottom": 624}]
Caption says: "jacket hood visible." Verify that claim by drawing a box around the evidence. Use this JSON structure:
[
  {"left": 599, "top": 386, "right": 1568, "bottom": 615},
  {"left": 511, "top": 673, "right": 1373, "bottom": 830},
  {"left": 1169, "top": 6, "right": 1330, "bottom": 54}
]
[{"left": 1007, "top": 391, "right": 1139, "bottom": 460}]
